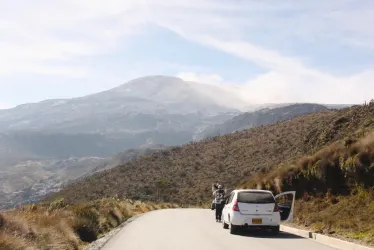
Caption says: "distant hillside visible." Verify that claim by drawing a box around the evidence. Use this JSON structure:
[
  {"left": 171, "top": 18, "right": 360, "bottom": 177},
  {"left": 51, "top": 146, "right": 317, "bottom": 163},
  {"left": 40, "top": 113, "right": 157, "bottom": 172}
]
[
  {"left": 50, "top": 103, "right": 374, "bottom": 205},
  {"left": 196, "top": 104, "right": 328, "bottom": 139},
  {"left": 90, "top": 144, "right": 166, "bottom": 174},
  {"left": 0, "top": 144, "right": 166, "bottom": 210},
  {"left": 51, "top": 103, "right": 374, "bottom": 205},
  {"left": 0, "top": 156, "right": 104, "bottom": 210},
  {"left": 244, "top": 103, "right": 352, "bottom": 112}
]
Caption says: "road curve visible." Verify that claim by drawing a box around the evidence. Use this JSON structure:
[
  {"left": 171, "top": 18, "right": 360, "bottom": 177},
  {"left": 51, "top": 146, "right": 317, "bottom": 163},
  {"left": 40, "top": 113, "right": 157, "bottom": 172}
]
[{"left": 102, "top": 209, "right": 337, "bottom": 250}]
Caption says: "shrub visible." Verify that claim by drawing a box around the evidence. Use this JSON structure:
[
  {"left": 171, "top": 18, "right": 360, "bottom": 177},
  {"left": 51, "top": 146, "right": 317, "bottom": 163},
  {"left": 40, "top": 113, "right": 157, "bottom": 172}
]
[
  {"left": 0, "top": 213, "right": 4, "bottom": 228},
  {"left": 328, "top": 195, "right": 339, "bottom": 204},
  {"left": 48, "top": 198, "right": 67, "bottom": 211},
  {"left": 311, "top": 222, "right": 325, "bottom": 233},
  {"left": 302, "top": 192, "right": 310, "bottom": 201},
  {"left": 351, "top": 184, "right": 369, "bottom": 199}
]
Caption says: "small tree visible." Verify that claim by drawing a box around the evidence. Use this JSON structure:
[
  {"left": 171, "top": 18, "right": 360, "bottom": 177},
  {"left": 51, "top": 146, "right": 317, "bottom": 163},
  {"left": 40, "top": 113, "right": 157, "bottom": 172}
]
[{"left": 156, "top": 178, "right": 170, "bottom": 201}]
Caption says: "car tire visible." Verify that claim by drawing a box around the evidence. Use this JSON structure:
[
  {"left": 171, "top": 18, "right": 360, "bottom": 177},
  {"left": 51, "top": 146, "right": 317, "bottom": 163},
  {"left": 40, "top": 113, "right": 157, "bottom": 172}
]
[
  {"left": 271, "top": 226, "right": 280, "bottom": 235},
  {"left": 222, "top": 219, "right": 229, "bottom": 229},
  {"left": 230, "top": 224, "right": 238, "bottom": 234}
]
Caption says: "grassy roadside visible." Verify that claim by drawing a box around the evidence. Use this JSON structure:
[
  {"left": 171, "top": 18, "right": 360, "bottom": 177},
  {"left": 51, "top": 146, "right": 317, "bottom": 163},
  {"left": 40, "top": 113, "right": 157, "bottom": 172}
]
[
  {"left": 237, "top": 128, "right": 374, "bottom": 246},
  {"left": 292, "top": 189, "right": 374, "bottom": 247},
  {"left": 0, "top": 197, "right": 181, "bottom": 250}
]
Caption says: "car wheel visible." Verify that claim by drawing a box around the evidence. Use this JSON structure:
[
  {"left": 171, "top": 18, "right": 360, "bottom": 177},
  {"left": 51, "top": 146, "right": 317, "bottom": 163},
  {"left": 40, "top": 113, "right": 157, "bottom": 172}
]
[
  {"left": 230, "top": 224, "right": 238, "bottom": 234},
  {"left": 222, "top": 218, "right": 229, "bottom": 229},
  {"left": 271, "top": 226, "right": 280, "bottom": 235}
]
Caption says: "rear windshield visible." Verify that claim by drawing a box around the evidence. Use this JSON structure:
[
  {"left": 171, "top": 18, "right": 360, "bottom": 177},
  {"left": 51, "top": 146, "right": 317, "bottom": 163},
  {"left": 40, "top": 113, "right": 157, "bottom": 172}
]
[{"left": 238, "top": 192, "right": 275, "bottom": 204}]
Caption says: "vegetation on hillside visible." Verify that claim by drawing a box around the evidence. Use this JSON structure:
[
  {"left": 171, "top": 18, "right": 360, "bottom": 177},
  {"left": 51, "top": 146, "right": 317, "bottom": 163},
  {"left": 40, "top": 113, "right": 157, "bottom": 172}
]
[
  {"left": 293, "top": 190, "right": 374, "bottom": 246},
  {"left": 238, "top": 101, "right": 374, "bottom": 245},
  {"left": 49, "top": 111, "right": 333, "bottom": 204},
  {"left": 90, "top": 145, "right": 166, "bottom": 174},
  {"left": 246, "top": 130, "right": 374, "bottom": 196},
  {"left": 51, "top": 102, "right": 374, "bottom": 206},
  {"left": 0, "top": 198, "right": 180, "bottom": 250},
  {"left": 242, "top": 131, "right": 374, "bottom": 245}
]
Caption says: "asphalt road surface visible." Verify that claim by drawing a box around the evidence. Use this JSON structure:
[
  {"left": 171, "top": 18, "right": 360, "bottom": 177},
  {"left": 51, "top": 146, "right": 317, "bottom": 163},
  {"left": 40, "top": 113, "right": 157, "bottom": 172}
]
[{"left": 102, "top": 209, "right": 337, "bottom": 250}]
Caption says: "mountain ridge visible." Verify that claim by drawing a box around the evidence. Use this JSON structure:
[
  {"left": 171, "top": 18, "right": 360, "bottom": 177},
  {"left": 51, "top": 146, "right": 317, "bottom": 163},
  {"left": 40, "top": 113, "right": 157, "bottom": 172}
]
[
  {"left": 196, "top": 103, "right": 328, "bottom": 139},
  {"left": 0, "top": 76, "right": 246, "bottom": 133}
]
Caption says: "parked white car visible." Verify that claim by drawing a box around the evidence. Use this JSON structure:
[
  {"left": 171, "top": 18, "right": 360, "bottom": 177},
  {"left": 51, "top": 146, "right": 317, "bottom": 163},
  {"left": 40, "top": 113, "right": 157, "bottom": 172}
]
[{"left": 221, "top": 189, "right": 295, "bottom": 234}]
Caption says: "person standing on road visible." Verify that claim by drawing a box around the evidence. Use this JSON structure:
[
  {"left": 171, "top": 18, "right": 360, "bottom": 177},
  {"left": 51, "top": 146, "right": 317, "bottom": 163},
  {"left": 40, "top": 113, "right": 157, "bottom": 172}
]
[
  {"left": 211, "top": 183, "right": 219, "bottom": 210},
  {"left": 213, "top": 184, "right": 225, "bottom": 222}
]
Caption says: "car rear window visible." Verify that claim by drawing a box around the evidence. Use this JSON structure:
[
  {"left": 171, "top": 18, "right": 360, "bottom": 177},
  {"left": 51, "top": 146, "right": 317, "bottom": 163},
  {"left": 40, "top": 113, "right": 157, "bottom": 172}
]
[{"left": 238, "top": 192, "right": 275, "bottom": 204}]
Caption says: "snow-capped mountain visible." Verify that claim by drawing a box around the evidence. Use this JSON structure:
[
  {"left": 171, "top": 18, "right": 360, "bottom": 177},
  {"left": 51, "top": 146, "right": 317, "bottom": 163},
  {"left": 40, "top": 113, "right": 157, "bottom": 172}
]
[{"left": 0, "top": 76, "right": 246, "bottom": 133}]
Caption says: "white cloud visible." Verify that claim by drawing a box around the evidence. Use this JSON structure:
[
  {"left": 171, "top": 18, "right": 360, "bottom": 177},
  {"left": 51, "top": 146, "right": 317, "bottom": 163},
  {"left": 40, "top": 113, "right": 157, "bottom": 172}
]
[
  {"left": 158, "top": 1, "right": 374, "bottom": 104},
  {"left": 242, "top": 70, "right": 374, "bottom": 104},
  {"left": 180, "top": 36, "right": 374, "bottom": 104},
  {"left": 179, "top": 70, "right": 374, "bottom": 105},
  {"left": 177, "top": 72, "right": 224, "bottom": 86},
  {"left": 0, "top": 0, "right": 147, "bottom": 76},
  {"left": 1, "top": 0, "right": 374, "bottom": 105}
]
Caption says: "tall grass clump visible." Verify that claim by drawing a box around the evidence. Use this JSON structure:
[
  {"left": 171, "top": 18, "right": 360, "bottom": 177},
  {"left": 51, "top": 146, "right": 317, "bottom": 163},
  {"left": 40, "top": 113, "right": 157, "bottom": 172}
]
[{"left": 0, "top": 198, "right": 180, "bottom": 250}]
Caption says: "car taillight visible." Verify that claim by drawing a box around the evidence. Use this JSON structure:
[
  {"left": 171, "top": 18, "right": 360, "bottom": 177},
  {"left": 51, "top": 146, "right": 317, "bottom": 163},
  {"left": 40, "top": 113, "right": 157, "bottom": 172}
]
[
  {"left": 273, "top": 204, "right": 280, "bottom": 212},
  {"left": 232, "top": 200, "right": 240, "bottom": 212}
]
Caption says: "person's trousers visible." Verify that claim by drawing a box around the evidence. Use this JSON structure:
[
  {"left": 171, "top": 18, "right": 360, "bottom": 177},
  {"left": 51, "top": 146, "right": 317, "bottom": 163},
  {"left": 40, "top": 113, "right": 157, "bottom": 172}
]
[{"left": 215, "top": 203, "right": 224, "bottom": 220}]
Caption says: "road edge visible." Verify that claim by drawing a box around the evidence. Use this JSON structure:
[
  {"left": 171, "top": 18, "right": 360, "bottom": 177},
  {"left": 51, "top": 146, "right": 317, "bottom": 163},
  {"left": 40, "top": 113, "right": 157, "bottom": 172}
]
[
  {"left": 280, "top": 225, "right": 374, "bottom": 250},
  {"left": 84, "top": 214, "right": 144, "bottom": 250}
]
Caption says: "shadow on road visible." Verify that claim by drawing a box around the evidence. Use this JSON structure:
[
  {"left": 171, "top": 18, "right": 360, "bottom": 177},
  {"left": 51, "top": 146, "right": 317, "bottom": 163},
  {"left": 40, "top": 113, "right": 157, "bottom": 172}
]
[{"left": 235, "top": 230, "right": 303, "bottom": 239}]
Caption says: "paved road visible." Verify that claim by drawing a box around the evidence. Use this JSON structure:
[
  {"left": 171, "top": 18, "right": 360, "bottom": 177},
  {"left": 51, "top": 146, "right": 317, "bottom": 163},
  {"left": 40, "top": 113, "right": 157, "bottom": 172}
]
[{"left": 102, "top": 209, "right": 337, "bottom": 250}]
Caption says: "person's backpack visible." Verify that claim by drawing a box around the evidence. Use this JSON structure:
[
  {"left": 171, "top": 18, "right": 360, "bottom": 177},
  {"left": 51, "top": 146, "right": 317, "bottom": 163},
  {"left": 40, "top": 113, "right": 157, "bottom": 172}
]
[{"left": 215, "top": 189, "right": 225, "bottom": 204}]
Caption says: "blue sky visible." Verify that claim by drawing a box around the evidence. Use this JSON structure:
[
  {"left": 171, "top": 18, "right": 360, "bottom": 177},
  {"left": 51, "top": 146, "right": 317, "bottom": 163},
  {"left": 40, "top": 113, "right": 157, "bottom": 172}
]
[{"left": 1, "top": 0, "right": 374, "bottom": 108}]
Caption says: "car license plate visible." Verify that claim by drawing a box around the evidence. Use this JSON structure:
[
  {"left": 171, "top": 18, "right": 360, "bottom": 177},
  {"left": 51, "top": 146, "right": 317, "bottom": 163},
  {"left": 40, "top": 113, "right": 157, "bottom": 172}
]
[{"left": 252, "top": 218, "right": 262, "bottom": 224}]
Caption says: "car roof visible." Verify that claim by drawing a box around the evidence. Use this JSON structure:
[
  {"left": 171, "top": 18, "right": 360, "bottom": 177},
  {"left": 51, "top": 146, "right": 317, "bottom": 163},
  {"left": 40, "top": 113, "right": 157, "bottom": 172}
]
[{"left": 233, "top": 189, "right": 273, "bottom": 194}]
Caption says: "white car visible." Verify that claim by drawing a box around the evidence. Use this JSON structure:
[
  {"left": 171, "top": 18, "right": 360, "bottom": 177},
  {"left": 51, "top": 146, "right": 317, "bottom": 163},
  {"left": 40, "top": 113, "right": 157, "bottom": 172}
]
[{"left": 221, "top": 189, "right": 295, "bottom": 234}]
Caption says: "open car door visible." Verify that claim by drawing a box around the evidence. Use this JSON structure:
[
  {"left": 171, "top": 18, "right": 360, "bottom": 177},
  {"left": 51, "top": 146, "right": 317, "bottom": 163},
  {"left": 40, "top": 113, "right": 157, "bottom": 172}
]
[{"left": 274, "top": 191, "right": 296, "bottom": 223}]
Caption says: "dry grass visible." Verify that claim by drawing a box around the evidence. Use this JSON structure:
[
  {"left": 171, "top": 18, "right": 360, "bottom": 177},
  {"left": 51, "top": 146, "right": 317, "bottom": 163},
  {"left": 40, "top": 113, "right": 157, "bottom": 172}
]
[
  {"left": 294, "top": 189, "right": 374, "bottom": 246},
  {"left": 0, "top": 198, "right": 180, "bottom": 250},
  {"left": 244, "top": 130, "right": 374, "bottom": 197},
  {"left": 239, "top": 130, "right": 374, "bottom": 246}
]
